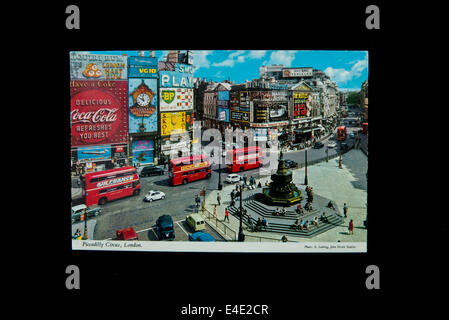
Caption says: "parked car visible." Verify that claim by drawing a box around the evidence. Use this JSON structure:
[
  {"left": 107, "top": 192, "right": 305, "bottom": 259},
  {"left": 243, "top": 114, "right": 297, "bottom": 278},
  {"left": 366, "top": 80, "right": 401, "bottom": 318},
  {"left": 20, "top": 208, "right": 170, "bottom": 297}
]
[
  {"left": 186, "top": 213, "right": 206, "bottom": 232},
  {"left": 225, "top": 173, "right": 241, "bottom": 183},
  {"left": 327, "top": 141, "right": 337, "bottom": 148},
  {"left": 71, "top": 204, "right": 101, "bottom": 224},
  {"left": 284, "top": 159, "right": 298, "bottom": 169},
  {"left": 116, "top": 227, "right": 138, "bottom": 240},
  {"left": 155, "top": 215, "right": 175, "bottom": 240},
  {"left": 144, "top": 190, "right": 166, "bottom": 202},
  {"left": 139, "top": 165, "right": 164, "bottom": 177},
  {"left": 313, "top": 141, "right": 324, "bottom": 149},
  {"left": 189, "top": 231, "right": 216, "bottom": 242}
]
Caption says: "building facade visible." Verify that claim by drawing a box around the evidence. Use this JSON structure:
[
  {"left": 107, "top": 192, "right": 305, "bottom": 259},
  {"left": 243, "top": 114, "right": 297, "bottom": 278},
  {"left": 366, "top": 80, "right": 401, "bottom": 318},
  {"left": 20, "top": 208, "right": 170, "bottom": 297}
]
[{"left": 195, "top": 65, "right": 340, "bottom": 147}]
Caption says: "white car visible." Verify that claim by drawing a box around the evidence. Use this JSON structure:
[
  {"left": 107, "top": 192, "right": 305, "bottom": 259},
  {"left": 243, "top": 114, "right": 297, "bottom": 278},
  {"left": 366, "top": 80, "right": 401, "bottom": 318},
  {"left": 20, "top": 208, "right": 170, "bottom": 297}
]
[
  {"left": 225, "top": 173, "right": 241, "bottom": 184},
  {"left": 327, "top": 141, "right": 337, "bottom": 148},
  {"left": 144, "top": 190, "right": 166, "bottom": 202}
]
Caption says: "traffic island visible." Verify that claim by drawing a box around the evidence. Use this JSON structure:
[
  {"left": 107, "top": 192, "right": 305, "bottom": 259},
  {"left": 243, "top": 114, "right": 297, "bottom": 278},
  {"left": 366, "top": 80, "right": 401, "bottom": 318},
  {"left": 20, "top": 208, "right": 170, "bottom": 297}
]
[{"left": 229, "top": 186, "right": 344, "bottom": 238}]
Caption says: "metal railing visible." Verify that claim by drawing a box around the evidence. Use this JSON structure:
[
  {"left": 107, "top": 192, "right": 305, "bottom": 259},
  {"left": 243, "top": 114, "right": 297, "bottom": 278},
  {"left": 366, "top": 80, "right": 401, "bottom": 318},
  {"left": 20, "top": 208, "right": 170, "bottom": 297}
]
[
  {"left": 243, "top": 233, "right": 299, "bottom": 243},
  {"left": 200, "top": 208, "right": 236, "bottom": 241}
]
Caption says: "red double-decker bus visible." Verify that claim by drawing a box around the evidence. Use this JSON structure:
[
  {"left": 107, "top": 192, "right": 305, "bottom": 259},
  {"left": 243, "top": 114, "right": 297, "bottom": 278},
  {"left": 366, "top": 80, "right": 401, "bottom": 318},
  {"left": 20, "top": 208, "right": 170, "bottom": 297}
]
[
  {"left": 337, "top": 126, "right": 347, "bottom": 141},
  {"left": 227, "top": 146, "right": 263, "bottom": 173},
  {"left": 81, "top": 166, "right": 141, "bottom": 206},
  {"left": 168, "top": 154, "right": 211, "bottom": 186}
]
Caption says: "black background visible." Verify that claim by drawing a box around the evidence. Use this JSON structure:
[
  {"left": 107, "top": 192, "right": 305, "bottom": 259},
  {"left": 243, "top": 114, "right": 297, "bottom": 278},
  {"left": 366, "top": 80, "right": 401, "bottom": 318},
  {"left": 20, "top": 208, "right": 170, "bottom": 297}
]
[{"left": 16, "top": 0, "right": 446, "bottom": 317}]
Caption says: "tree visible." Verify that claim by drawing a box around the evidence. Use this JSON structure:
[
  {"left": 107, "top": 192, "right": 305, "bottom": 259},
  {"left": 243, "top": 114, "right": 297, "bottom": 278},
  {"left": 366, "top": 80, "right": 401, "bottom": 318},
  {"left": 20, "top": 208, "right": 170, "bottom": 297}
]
[{"left": 346, "top": 91, "right": 361, "bottom": 105}]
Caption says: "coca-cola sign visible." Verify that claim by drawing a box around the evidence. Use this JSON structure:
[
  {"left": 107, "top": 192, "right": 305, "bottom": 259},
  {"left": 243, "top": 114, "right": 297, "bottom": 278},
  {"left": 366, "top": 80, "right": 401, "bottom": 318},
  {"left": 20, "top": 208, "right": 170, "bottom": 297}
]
[{"left": 71, "top": 80, "right": 128, "bottom": 146}]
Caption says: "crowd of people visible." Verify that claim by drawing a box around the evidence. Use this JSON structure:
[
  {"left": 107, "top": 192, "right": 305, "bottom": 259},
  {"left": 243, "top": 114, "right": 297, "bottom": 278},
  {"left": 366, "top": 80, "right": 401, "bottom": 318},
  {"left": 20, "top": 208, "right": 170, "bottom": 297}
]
[{"left": 291, "top": 211, "right": 329, "bottom": 232}]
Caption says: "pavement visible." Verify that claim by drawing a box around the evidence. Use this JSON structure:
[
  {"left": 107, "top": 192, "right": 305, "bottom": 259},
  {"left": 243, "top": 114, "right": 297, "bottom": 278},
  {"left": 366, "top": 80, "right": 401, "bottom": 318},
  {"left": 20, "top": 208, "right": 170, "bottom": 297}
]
[{"left": 202, "top": 147, "right": 367, "bottom": 242}]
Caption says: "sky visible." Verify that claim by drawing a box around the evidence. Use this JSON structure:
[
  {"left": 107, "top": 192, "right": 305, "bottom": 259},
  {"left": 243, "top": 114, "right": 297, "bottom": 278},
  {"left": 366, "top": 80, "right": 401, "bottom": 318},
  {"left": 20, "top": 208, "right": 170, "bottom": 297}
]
[{"left": 83, "top": 50, "right": 368, "bottom": 91}]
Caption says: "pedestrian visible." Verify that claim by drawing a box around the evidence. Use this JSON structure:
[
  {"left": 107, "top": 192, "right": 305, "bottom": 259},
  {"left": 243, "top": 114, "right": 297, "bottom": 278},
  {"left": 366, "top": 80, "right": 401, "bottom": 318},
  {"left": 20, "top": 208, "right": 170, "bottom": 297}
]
[
  {"left": 217, "top": 193, "right": 221, "bottom": 206},
  {"left": 224, "top": 208, "right": 229, "bottom": 222},
  {"left": 230, "top": 190, "right": 235, "bottom": 201},
  {"left": 343, "top": 203, "right": 348, "bottom": 218},
  {"left": 74, "top": 229, "right": 81, "bottom": 240},
  {"left": 348, "top": 219, "right": 354, "bottom": 235},
  {"left": 281, "top": 235, "right": 288, "bottom": 242},
  {"left": 261, "top": 217, "right": 267, "bottom": 229}
]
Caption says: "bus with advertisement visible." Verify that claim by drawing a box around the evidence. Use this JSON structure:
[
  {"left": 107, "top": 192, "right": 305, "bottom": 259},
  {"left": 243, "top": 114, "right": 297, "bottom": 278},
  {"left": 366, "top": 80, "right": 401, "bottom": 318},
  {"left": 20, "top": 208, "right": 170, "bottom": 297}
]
[
  {"left": 337, "top": 126, "right": 347, "bottom": 141},
  {"left": 81, "top": 166, "right": 141, "bottom": 206},
  {"left": 227, "top": 146, "right": 263, "bottom": 173},
  {"left": 168, "top": 154, "right": 211, "bottom": 186}
]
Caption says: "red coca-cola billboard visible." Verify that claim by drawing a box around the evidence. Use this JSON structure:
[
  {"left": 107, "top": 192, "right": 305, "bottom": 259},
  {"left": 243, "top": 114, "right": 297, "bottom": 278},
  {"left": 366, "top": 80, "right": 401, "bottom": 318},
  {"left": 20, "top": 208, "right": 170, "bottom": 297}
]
[{"left": 70, "top": 80, "right": 128, "bottom": 147}]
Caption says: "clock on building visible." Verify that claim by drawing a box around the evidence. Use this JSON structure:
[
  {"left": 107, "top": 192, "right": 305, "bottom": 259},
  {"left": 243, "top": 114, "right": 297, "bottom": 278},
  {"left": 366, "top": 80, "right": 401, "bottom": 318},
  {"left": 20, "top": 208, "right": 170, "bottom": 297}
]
[{"left": 129, "top": 79, "right": 156, "bottom": 118}]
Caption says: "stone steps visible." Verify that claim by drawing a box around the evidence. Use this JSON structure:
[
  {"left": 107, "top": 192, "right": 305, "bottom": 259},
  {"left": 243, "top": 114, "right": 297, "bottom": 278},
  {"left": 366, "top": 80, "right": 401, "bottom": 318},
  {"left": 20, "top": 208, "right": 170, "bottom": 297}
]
[
  {"left": 244, "top": 200, "right": 320, "bottom": 220},
  {"left": 228, "top": 205, "right": 344, "bottom": 238}
]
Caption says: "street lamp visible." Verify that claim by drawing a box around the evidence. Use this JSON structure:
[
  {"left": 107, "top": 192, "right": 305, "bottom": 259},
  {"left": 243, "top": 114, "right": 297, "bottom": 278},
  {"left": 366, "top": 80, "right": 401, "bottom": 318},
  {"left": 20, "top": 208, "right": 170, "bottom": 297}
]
[
  {"left": 339, "top": 141, "right": 342, "bottom": 169},
  {"left": 83, "top": 208, "right": 88, "bottom": 240},
  {"left": 238, "top": 183, "right": 245, "bottom": 242},
  {"left": 201, "top": 186, "right": 206, "bottom": 213},
  {"left": 218, "top": 127, "right": 223, "bottom": 190},
  {"left": 218, "top": 157, "right": 222, "bottom": 190},
  {"left": 304, "top": 148, "right": 308, "bottom": 185}
]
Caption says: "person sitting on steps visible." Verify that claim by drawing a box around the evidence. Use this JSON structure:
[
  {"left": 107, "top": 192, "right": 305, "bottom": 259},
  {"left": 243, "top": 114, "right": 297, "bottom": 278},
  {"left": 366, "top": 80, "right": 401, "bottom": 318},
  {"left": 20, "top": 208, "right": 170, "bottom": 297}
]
[
  {"left": 261, "top": 217, "right": 268, "bottom": 230},
  {"left": 304, "top": 220, "right": 311, "bottom": 232},
  {"left": 256, "top": 218, "right": 262, "bottom": 231},
  {"left": 320, "top": 212, "right": 329, "bottom": 223},
  {"left": 312, "top": 216, "right": 320, "bottom": 228},
  {"left": 304, "top": 202, "right": 312, "bottom": 211}
]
